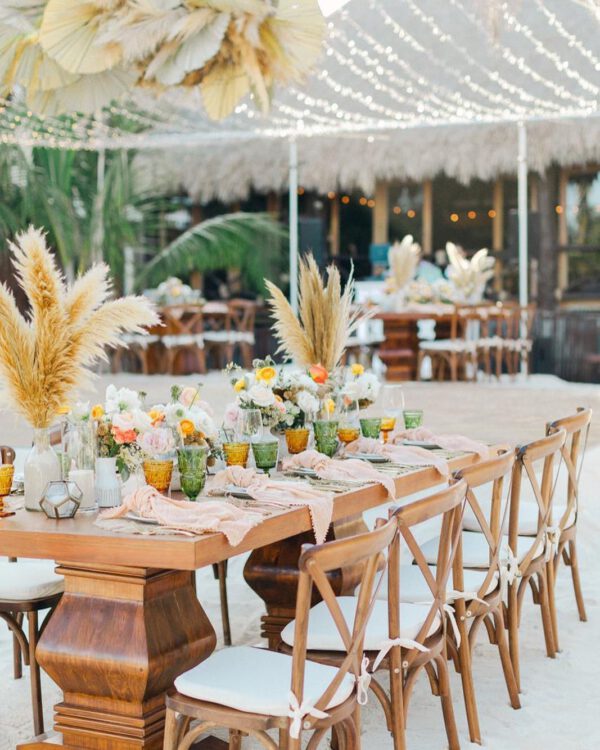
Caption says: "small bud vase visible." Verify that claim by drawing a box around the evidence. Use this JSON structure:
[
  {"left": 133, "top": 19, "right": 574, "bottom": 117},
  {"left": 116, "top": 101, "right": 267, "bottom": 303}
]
[{"left": 95, "top": 456, "right": 121, "bottom": 508}]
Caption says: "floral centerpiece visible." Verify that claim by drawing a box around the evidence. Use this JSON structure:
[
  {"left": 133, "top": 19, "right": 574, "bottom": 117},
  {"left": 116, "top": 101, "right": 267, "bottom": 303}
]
[
  {"left": 157, "top": 384, "right": 218, "bottom": 453},
  {"left": 273, "top": 368, "right": 321, "bottom": 429},
  {"left": 339, "top": 364, "right": 381, "bottom": 410},
  {"left": 225, "top": 357, "right": 286, "bottom": 432},
  {"left": 146, "top": 277, "right": 203, "bottom": 307},
  {"left": 96, "top": 386, "right": 152, "bottom": 477}
]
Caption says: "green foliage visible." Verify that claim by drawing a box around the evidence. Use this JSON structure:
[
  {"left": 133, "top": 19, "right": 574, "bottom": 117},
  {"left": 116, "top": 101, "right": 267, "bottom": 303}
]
[
  {"left": 0, "top": 144, "right": 287, "bottom": 295},
  {"left": 137, "top": 211, "right": 287, "bottom": 293}
]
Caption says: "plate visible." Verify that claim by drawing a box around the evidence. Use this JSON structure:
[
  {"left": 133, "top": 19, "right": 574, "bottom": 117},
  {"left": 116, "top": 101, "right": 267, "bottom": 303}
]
[
  {"left": 352, "top": 453, "right": 390, "bottom": 464},
  {"left": 225, "top": 485, "right": 252, "bottom": 499},
  {"left": 289, "top": 468, "right": 318, "bottom": 478},
  {"left": 125, "top": 512, "right": 159, "bottom": 525},
  {"left": 402, "top": 440, "right": 440, "bottom": 450}
]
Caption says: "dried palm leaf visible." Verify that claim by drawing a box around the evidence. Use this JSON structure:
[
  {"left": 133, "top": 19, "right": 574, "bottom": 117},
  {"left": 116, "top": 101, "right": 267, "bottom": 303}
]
[
  {"left": 266, "top": 254, "right": 370, "bottom": 371},
  {"left": 0, "top": 226, "right": 159, "bottom": 429}
]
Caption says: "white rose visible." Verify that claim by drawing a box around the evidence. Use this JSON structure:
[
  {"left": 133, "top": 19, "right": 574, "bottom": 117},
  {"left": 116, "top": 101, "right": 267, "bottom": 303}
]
[
  {"left": 297, "top": 390, "right": 319, "bottom": 415},
  {"left": 247, "top": 384, "right": 276, "bottom": 408}
]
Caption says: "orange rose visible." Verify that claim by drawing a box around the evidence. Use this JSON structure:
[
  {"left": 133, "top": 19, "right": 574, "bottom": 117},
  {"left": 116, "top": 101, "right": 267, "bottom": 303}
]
[
  {"left": 148, "top": 409, "right": 165, "bottom": 426},
  {"left": 111, "top": 426, "right": 137, "bottom": 444},
  {"left": 308, "top": 364, "right": 328, "bottom": 384},
  {"left": 179, "top": 419, "right": 195, "bottom": 436}
]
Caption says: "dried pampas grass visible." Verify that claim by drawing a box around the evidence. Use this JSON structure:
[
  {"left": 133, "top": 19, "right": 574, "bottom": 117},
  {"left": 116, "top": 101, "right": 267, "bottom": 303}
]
[
  {"left": 265, "top": 254, "right": 369, "bottom": 371},
  {"left": 0, "top": 226, "right": 159, "bottom": 429}
]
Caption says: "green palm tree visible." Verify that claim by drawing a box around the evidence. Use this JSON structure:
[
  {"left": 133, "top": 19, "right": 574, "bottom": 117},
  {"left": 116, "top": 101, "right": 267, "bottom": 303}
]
[{"left": 0, "top": 144, "right": 287, "bottom": 294}]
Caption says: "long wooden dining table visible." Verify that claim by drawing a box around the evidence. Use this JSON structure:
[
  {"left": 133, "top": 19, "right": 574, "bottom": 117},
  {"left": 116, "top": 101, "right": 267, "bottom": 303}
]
[{"left": 0, "top": 453, "right": 481, "bottom": 750}]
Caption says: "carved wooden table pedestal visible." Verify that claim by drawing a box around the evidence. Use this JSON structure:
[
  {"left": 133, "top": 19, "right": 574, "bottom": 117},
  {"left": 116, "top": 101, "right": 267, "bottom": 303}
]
[{"left": 18, "top": 564, "right": 215, "bottom": 750}]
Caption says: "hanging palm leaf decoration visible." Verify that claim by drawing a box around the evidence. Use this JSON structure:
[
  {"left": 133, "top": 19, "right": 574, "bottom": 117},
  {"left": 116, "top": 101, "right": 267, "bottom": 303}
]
[{"left": 0, "top": 0, "right": 326, "bottom": 119}]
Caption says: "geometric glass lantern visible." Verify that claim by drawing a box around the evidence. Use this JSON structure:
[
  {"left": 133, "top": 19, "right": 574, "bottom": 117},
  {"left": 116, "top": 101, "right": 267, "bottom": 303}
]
[{"left": 39, "top": 480, "right": 82, "bottom": 519}]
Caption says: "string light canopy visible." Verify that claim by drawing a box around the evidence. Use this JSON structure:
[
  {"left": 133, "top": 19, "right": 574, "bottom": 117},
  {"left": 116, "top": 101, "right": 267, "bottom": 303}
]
[{"left": 0, "top": 0, "right": 598, "bottom": 152}]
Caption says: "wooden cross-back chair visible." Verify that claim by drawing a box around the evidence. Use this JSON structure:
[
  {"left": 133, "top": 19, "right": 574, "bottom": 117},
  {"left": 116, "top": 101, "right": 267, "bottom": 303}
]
[
  {"left": 417, "top": 305, "right": 482, "bottom": 382},
  {"left": 504, "top": 429, "right": 567, "bottom": 691},
  {"left": 227, "top": 299, "right": 257, "bottom": 369},
  {"left": 160, "top": 305, "right": 206, "bottom": 374},
  {"left": 545, "top": 408, "right": 592, "bottom": 629},
  {"left": 164, "top": 515, "right": 398, "bottom": 750},
  {"left": 450, "top": 451, "right": 521, "bottom": 744}
]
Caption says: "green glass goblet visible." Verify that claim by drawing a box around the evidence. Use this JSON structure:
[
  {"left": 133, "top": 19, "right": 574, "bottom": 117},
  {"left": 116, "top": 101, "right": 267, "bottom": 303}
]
[
  {"left": 251, "top": 439, "right": 279, "bottom": 475},
  {"left": 360, "top": 417, "right": 382, "bottom": 439},
  {"left": 177, "top": 445, "right": 208, "bottom": 501},
  {"left": 313, "top": 420, "right": 339, "bottom": 458}
]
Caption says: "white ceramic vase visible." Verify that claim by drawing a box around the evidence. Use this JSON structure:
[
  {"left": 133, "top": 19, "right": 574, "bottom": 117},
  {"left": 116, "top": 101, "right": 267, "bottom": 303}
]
[
  {"left": 95, "top": 457, "right": 121, "bottom": 508},
  {"left": 24, "top": 428, "right": 61, "bottom": 511}
]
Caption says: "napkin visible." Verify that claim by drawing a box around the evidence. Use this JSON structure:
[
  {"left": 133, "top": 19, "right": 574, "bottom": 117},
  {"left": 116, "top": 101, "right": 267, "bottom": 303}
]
[
  {"left": 281, "top": 449, "right": 397, "bottom": 500},
  {"left": 101, "top": 486, "right": 262, "bottom": 546},
  {"left": 209, "top": 466, "right": 334, "bottom": 545},
  {"left": 391, "top": 427, "right": 490, "bottom": 459},
  {"left": 342, "top": 437, "right": 449, "bottom": 478}
]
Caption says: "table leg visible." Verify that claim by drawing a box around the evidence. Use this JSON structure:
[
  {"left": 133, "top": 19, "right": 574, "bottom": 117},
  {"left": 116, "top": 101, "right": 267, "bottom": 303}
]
[
  {"left": 243, "top": 514, "right": 368, "bottom": 648},
  {"left": 18, "top": 563, "right": 216, "bottom": 750}
]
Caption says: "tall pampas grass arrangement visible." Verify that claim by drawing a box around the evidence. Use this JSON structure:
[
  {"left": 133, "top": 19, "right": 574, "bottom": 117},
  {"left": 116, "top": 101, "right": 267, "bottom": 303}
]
[
  {"left": 0, "top": 226, "right": 159, "bottom": 429},
  {"left": 265, "top": 254, "right": 369, "bottom": 371}
]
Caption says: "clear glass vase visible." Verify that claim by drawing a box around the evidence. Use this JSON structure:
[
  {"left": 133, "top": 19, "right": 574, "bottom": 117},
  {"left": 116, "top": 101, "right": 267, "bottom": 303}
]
[{"left": 24, "top": 427, "right": 61, "bottom": 511}]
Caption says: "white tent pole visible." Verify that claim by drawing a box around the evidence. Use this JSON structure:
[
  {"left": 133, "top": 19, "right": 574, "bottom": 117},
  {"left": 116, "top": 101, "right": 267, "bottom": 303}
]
[
  {"left": 289, "top": 138, "right": 299, "bottom": 314},
  {"left": 517, "top": 121, "right": 528, "bottom": 308},
  {"left": 517, "top": 120, "right": 528, "bottom": 374}
]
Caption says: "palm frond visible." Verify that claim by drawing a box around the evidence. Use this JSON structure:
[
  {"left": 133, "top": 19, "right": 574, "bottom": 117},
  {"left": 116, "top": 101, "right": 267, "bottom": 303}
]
[{"left": 137, "top": 211, "right": 286, "bottom": 291}]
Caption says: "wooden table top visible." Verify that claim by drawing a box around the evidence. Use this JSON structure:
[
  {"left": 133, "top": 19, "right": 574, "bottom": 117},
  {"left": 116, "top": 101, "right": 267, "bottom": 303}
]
[{"left": 0, "top": 454, "right": 478, "bottom": 571}]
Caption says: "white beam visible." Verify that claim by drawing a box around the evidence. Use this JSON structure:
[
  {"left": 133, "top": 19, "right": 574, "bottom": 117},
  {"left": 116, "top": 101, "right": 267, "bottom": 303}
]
[{"left": 517, "top": 121, "right": 528, "bottom": 308}]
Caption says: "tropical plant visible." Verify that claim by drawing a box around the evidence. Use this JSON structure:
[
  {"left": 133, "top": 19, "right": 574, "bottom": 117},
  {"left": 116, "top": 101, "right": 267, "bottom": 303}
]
[{"left": 136, "top": 211, "right": 286, "bottom": 292}]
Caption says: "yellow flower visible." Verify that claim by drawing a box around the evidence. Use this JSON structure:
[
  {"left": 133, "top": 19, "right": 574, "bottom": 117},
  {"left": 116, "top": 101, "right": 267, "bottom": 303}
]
[
  {"left": 179, "top": 419, "right": 195, "bottom": 436},
  {"left": 233, "top": 378, "right": 246, "bottom": 392},
  {"left": 56, "top": 404, "right": 70, "bottom": 415},
  {"left": 91, "top": 404, "right": 104, "bottom": 420},
  {"left": 326, "top": 398, "right": 335, "bottom": 414},
  {"left": 351, "top": 363, "right": 365, "bottom": 376},
  {"left": 255, "top": 366, "right": 276, "bottom": 384},
  {"left": 148, "top": 408, "right": 164, "bottom": 426}
]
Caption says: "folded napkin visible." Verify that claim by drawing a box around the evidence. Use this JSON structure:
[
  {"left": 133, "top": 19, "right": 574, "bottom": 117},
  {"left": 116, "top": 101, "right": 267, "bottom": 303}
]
[
  {"left": 208, "top": 466, "right": 334, "bottom": 545},
  {"left": 391, "top": 427, "right": 490, "bottom": 459},
  {"left": 101, "top": 486, "right": 262, "bottom": 546},
  {"left": 342, "top": 436, "right": 449, "bottom": 478},
  {"left": 281, "top": 449, "right": 397, "bottom": 501}
]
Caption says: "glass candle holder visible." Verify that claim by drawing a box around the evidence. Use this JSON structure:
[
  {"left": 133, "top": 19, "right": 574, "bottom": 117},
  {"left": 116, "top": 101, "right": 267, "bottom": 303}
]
[
  {"left": 285, "top": 428, "right": 310, "bottom": 455},
  {"left": 360, "top": 417, "right": 382, "bottom": 439},
  {"left": 223, "top": 442, "right": 250, "bottom": 467},
  {"left": 0, "top": 464, "right": 14, "bottom": 513},
  {"left": 143, "top": 459, "right": 173, "bottom": 495},
  {"left": 403, "top": 410, "right": 424, "bottom": 429},
  {"left": 177, "top": 445, "right": 208, "bottom": 501},
  {"left": 251, "top": 440, "right": 279, "bottom": 475},
  {"left": 313, "top": 420, "right": 339, "bottom": 458}
]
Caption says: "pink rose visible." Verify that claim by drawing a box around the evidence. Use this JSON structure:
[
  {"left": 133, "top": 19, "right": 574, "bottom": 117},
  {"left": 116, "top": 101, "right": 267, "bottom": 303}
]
[
  {"left": 223, "top": 402, "right": 241, "bottom": 430},
  {"left": 179, "top": 387, "right": 199, "bottom": 408},
  {"left": 137, "top": 428, "right": 175, "bottom": 457}
]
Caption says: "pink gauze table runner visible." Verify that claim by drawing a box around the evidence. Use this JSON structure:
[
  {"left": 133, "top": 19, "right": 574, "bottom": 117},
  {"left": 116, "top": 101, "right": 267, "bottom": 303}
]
[
  {"left": 208, "top": 466, "right": 334, "bottom": 545},
  {"left": 341, "top": 437, "right": 449, "bottom": 478},
  {"left": 281, "top": 449, "right": 397, "bottom": 500},
  {"left": 391, "top": 427, "right": 490, "bottom": 459},
  {"left": 101, "top": 486, "right": 263, "bottom": 546}
]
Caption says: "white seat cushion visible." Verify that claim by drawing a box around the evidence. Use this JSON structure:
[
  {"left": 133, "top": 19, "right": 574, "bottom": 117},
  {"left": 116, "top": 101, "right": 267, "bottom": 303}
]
[
  {"left": 0, "top": 561, "right": 64, "bottom": 601},
  {"left": 462, "top": 493, "right": 573, "bottom": 535},
  {"left": 419, "top": 339, "right": 476, "bottom": 352},
  {"left": 421, "top": 531, "right": 544, "bottom": 569},
  {"left": 281, "top": 596, "right": 441, "bottom": 651},
  {"left": 174, "top": 645, "right": 354, "bottom": 716},
  {"left": 372, "top": 565, "right": 499, "bottom": 602}
]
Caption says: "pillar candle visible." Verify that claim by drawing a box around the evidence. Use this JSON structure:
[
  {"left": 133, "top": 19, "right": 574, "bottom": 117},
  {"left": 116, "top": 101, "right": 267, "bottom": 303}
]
[{"left": 69, "top": 469, "right": 96, "bottom": 510}]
